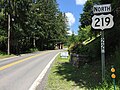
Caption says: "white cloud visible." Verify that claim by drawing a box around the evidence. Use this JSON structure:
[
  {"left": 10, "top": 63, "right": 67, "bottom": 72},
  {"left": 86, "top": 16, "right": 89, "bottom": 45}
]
[
  {"left": 67, "top": 30, "right": 78, "bottom": 36},
  {"left": 67, "top": 30, "right": 73, "bottom": 35},
  {"left": 76, "top": 0, "right": 87, "bottom": 5},
  {"left": 65, "top": 12, "right": 75, "bottom": 27}
]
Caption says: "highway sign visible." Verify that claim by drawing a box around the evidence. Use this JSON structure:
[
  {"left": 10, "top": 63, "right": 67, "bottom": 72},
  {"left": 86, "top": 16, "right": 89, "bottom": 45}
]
[
  {"left": 93, "top": 4, "right": 111, "bottom": 14},
  {"left": 92, "top": 4, "right": 114, "bottom": 81},
  {"left": 92, "top": 14, "right": 114, "bottom": 30}
]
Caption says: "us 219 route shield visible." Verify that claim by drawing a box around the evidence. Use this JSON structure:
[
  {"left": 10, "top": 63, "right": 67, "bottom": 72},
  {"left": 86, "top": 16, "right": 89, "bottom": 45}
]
[{"left": 92, "top": 14, "right": 114, "bottom": 30}]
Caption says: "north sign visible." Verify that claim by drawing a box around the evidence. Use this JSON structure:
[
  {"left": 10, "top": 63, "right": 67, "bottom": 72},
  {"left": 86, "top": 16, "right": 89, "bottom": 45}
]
[
  {"left": 92, "top": 14, "right": 114, "bottom": 30},
  {"left": 93, "top": 4, "right": 111, "bottom": 14}
]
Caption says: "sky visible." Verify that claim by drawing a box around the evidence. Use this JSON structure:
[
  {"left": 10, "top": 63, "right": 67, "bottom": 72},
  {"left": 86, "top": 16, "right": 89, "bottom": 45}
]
[{"left": 57, "top": 0, "right": 87, "bottom": 35}]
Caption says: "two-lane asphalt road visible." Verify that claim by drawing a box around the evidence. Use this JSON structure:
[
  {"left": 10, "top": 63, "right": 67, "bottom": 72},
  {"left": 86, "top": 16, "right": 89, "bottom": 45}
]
[{"left": 0, "top": 50, "right": 61, "bottom": 90}]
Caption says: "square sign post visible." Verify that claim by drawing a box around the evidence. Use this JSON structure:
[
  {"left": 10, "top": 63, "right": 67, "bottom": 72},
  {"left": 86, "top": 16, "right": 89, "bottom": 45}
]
[{"left": 92, "top": 4, "right": 114, "bottom": 82}]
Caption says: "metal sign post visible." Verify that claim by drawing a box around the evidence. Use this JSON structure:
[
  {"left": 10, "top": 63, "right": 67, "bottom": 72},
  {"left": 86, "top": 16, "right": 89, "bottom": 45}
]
[
  {"left": 101, "top": 31, "right": 105, "bottom": 81},
  {"left": 92, "top": 4, "right": 114, "bottom": 82}
]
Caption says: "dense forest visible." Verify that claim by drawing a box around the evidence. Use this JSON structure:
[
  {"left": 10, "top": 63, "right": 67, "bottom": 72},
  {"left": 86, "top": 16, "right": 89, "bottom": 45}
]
[{"left": 0, "top": 0, "right": 68, "bottom": 54}]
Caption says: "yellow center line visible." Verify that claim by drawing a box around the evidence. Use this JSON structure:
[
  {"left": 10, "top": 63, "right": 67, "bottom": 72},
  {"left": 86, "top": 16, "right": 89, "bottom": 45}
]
[{"left": 0, "top": 51, "right": 52, "bottom": 71}]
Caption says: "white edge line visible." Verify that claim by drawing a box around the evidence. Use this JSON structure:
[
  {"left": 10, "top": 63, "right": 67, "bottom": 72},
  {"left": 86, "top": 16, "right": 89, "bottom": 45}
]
[{"left": 29, "top": 52, "right": 60, "bottom": 90}]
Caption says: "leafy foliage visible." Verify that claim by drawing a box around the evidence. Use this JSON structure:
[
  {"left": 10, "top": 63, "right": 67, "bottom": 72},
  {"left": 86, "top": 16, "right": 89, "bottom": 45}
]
[
  {"left": 0, "top": 0, "right": 68, "bottom": 54},
  {"left": 70, "top": 0, "right": 120, "bottom": 61}
]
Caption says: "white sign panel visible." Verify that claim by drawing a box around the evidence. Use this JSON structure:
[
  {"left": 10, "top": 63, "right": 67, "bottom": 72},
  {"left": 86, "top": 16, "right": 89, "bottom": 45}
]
[
  {"left": 60, "top": 52, "right": 69, "bottom": 58},
  {"left": 92, "top": 14, "right": 114, "bottom": 30},
  {"left": 93, "top": 4, "right": 111, "bottom": 14}
]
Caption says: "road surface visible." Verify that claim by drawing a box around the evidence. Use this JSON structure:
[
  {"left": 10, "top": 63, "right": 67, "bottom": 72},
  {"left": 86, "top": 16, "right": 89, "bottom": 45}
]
[{"left": 0, "top": 50, "right": 61, "bottom": 90}]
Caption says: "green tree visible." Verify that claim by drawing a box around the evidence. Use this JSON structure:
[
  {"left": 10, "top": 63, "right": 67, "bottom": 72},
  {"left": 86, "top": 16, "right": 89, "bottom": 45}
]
[
  {"left": 78, "top": 25, "right": 92, "bottom": 42},
  {"left": 0, "top": 0, "right": 68, "bottom": 53},
  {"left": 78, "top": 0, "right": 100, "bottom": 43}
]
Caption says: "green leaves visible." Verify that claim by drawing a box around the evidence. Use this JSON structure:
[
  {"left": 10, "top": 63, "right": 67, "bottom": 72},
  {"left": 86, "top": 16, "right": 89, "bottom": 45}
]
[
  {"left": 0, "top": 0, "right": 68, "bottom": 53},
  {"left": 78, "top": 0, "right": 100, "bottom": 43}
]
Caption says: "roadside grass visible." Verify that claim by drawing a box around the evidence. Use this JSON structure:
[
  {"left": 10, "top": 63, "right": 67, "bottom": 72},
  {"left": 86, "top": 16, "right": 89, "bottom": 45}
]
[
  {"left": 0, "top": 48, "right": 39, "bottom": 59},
  {"left": 0, "top": 54, "right": 15, "bottom": 59},
  {"left": 0, "top": 51, "right": 15, "bottom": 59},
  {"left": 45, "top": 54, "right": 120, "bottom": 90}
]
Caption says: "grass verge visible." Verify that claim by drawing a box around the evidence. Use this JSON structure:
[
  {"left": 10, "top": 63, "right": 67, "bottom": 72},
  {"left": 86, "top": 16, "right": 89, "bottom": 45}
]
[
  {"left": 0, "top": 54, "right": 15, "bottom": 59},
  {"left": 0, "top": 51, "right": 15, "bottom": 59},
  {"left": 45, "top": 54, "right": 120, "bottom": 90}
]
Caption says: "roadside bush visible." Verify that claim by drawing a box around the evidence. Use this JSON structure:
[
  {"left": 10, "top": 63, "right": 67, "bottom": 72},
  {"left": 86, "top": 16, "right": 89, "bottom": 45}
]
[
  {"left": 0, "top": 51, "right": 6, "bottom": 55},
  {"left": 86, "top": 37, "right": 101, "bottom": 61},
  {"left": 68, "top": 43, "right": 89, "bottom": 55},
  {"left": 69, "top": 36, "right": 101, "bottom": 61},
  {"left": 111, "top": 46, "right": 120, "bottom": 82},
  {"left": 29, "top": 48, "right": 39, "bottom": 52}
]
